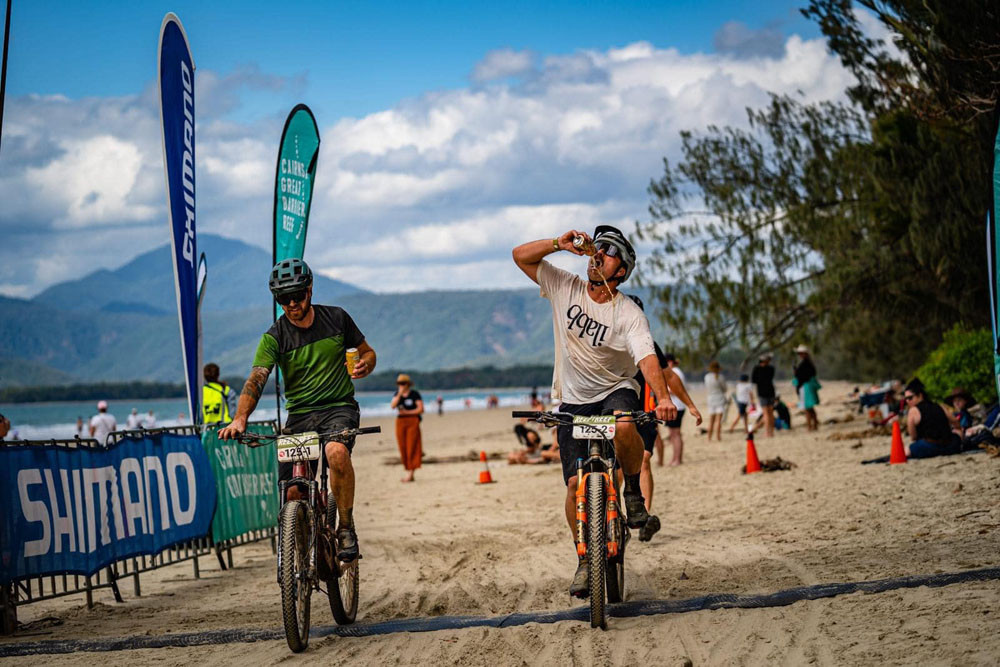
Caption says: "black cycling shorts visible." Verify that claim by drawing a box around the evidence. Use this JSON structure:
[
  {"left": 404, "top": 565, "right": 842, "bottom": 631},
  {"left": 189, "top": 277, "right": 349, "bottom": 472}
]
[
  {"left": 664, "top": 409, "right": 685, "bottom": 429},
  {"left": 556, "top": 387, "right": 641, "bottom": 484},
  {"left": 639, "top": 420, "right": 658, "bottom": 453},
  {"left": 279, "top": 403, "right": 360, "bottom": 484}
]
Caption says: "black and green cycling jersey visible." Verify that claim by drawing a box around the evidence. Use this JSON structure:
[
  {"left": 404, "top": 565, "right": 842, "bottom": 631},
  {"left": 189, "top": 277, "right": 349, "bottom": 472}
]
[{"left": 252, "top": 304, "right": 365, "bottom": 415}]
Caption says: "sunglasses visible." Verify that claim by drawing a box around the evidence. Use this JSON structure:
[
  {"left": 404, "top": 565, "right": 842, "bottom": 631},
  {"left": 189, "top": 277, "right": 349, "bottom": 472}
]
[
  {"left": 904, "top": 394, "right": 916, "bottom": 401},
  {"left": 276, "top": 289, "right": 308, "bottom": 306},
  {"left": 594, "top": 241, "right": 620, "bottom": 258}
]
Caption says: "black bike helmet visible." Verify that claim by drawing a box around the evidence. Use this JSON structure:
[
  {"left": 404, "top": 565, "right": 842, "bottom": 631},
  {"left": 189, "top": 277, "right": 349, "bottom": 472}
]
[
  {"left": 593, "top": 225, "right": 637, "bottom": 283},
  {"left": 269, "top": 258, "right": 313, "bottom": 296}
]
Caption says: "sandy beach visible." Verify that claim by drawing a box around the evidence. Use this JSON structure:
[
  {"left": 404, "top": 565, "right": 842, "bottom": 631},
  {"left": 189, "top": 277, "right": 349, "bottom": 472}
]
[{"left": 3, "top": 379, "right": 1000, "bottom": 665}]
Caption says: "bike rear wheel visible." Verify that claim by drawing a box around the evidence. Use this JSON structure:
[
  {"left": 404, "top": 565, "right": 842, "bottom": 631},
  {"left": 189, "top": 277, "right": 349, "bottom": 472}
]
[
  {"left": 587, "top": 473, "right": 608, "bottom": 629},
  {"left": 326, "top": 497, "right": 359, "bottom": 624},
  {"left": 279, "top": 500, "right": 312, "bottom": 652}
]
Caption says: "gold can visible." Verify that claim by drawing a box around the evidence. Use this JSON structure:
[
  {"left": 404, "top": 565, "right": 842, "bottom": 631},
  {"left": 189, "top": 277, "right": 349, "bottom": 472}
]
[
  {"left": 346, "top": 348, "right": 360, "bottom": 375},
  {"left": 572, "top": 236, "right": 596, "bottom": 256}
]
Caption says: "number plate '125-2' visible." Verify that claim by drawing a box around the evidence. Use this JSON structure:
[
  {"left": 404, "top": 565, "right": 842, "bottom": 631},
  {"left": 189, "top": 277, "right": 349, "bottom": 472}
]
[
  {"left": 571, "top": 415, "right": 616, "bottom": 440},
  {"left": 276, "top": 431, "right": 322, "bottom": 462}
]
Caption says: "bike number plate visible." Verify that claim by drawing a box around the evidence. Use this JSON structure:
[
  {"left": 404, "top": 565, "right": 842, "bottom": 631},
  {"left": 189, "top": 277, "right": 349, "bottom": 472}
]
[
  {"left": 572, "top": 415, "right": 616, "bottom": 440},
  {"left": 276, "top": 431, "right": 322, "bottom": 462}
]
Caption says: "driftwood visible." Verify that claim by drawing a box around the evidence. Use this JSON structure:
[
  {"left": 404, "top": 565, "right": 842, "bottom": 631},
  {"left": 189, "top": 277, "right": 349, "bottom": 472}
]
[
  {"left": 742, "top": 456, "right": 797, "bottom": 474},
  {"left": 828, "top": 425, "right": 892, "bottom": 441},
  {"left": 382, "top": 450, "right": 505, "bottom": 466}
]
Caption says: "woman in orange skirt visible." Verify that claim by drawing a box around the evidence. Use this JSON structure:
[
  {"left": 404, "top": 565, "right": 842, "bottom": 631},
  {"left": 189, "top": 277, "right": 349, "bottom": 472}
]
[{"left": 390, "top": 373, "right": 424, "bottom": 482}]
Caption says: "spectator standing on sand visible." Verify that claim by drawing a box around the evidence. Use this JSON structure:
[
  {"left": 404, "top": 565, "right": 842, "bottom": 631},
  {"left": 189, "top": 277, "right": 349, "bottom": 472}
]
[
  {"left": 126, "top": 408, "right": 142, "bottom": 430},
  {"left": 202, "top": 363, "right": 236, "bottom": 425},
  {"left": 89, "top": 400, "right": 116, "bottom": 445},
  {"left": 436, "top": 395, "right": 444, "bottom": 416},
  {"left": 662, "top": 353, "right": 689, "bottom": 466},
  {"left": 704, "top": 361, "right": 727, "bottom": 441},
  {"left": 391, "top": 374, "right": 424, "bottom": 482},
  {"left": 792, "top": 345, "right": 821, "bottom": 431},
  {"left": 729, "top": 374, "right": 755, "bottom": 433},
  {"left": 143, "top": 410, "right": 157, "bottom": 429},
  {"left": 751, "top": 353, "right": 776, "bottom": 437},
  {"left": 74, "top": 416, "right": 86, "bottom": 438}
]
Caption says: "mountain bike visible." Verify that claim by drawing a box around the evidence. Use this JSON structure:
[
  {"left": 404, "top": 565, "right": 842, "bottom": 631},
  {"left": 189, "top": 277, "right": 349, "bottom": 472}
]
[
  {"left": 236, "top": 425, "right": 380, "bottom": 652},
  {"left": 511, "top": 409, "right": 661, "bottom": 629}
]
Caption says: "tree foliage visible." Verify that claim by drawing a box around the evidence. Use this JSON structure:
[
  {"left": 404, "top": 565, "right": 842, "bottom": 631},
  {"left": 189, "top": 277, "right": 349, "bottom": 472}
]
[
  {"left": 637, "top": 1, "right": 1000, "bottom": 378},
  {"left": 914, "top": 326, "right": 994, "bottom": 404}
]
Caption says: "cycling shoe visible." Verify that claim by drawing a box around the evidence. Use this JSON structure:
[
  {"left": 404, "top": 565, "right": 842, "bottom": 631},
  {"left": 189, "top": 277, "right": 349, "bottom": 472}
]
[
  {"left": 638, "top": 514, "right": 661, "bottom": 542},
  {"left": 336, "top": 526, "right": 360, "bottom": 562},
  {"left": 570, "top": 559, "right": 589, "bottom": 598},
  {"left": 623, "top": 491, "right": 650, "bottom": 528}
]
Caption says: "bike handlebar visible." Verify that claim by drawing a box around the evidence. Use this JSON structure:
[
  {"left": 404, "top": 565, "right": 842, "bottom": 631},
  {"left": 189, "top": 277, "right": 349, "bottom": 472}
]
[
  {"left": 512, "top": 410, "right": 662, "bottom": 426},
  {"left": 233, "top": 425, "right": 381, "bottom": 446}
]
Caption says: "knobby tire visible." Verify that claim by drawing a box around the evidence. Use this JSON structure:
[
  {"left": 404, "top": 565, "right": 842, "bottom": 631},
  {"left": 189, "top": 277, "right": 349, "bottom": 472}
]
[
  {"left": 279, "top": 501, "right": 312, "bottom": 652},
  {"left": 327, "top": 497, "right": 359, "bottom": 624},
  {"left": 606, "top": 518, "right": 625, "bottom": 604},
  {"left": 587, "top": 474, "right": 607, "bottom": 629}
]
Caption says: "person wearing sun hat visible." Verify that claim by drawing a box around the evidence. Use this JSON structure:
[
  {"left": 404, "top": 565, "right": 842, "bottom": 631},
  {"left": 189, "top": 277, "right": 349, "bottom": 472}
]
[
  {"left": 89, "top": 400, "right": 117, "bottom": 445},
  {"left": 944, "top": 387, "right": 976, "bottom": 433},
  {"left": 390, "top": 373, "right": 424, "bottom": 482},
  {"left": 792, "top": 344, "right": 821, "bottom": 431}
]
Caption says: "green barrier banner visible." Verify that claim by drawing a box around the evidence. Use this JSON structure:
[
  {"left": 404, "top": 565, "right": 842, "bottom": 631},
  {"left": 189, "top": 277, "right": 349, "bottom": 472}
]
[{"left": 203, "top": 423, "right": 279, "bottom": 542}]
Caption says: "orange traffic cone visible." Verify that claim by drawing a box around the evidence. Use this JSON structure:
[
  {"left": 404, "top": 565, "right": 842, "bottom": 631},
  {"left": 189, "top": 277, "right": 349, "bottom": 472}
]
[
  {"left": 889, "top": 421, "right": 907, "bottom": 464},
  {"left": 745, "top": 433, "right": 762, "bottom": 474},
  {"left": 478, "top": 450, "right": 495, "bottom": 483}
]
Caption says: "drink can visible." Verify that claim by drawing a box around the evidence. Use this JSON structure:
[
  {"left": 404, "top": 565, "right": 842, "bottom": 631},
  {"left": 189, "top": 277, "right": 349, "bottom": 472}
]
[
  {"left": 346, "top": 348, "right": 360, "bottom": 375},
  {"left": 572, "top": 236, "right": 596, "bottom": 256}
]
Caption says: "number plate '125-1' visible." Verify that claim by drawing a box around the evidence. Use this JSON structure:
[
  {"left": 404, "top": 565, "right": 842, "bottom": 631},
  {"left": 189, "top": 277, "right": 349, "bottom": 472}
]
[
  {"left": 571, "top": 415, "right": 616, "bottom": 440},
  {"left": 276, "top": 431, "right": 322, "bottom": 462}
]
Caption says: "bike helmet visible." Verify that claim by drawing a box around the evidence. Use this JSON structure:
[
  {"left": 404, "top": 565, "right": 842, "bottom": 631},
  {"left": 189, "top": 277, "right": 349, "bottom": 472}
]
[
  {"left": 269, "top": 258, "right": 313, "bottom": 296},
  {"left": 592, "top": 225, "right": 637, "bottom": 283}
]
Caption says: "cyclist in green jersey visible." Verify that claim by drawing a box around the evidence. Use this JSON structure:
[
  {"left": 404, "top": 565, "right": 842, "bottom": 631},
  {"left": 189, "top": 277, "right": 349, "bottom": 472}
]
[{"left": 219, "top": 258, "right": 376, "bottom": 562}]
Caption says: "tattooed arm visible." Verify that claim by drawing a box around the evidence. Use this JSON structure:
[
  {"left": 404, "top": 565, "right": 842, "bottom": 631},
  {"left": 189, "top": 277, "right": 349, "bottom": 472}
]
[{"left": 218, "top": 366, "right": 271, "bottom": 439}]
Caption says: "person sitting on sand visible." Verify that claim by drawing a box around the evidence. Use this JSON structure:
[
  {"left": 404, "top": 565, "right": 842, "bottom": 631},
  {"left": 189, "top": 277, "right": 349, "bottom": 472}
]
[
  {"left": 944, "top": 387, "right": 976, "bottom": 436},
  {"left": 509, "top": 424, "right": 557, "bottom": 464},
  {"left": 774, "top": 395, "right": 792, "bottom": 430},
  {"left": 904, "top": 380, "right": 960, "bottom": 458}
]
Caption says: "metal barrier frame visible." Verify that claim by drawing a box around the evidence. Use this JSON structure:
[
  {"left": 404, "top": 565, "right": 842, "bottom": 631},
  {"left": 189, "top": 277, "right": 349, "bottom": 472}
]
[{"left": 1, "top": 422, "right": 279, "bottom": 634}]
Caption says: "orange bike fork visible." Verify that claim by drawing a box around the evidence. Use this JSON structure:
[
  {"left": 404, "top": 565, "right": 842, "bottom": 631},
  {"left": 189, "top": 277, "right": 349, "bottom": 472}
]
[{"left": 575, "top": 471, "right": 621, "bottom": 557}]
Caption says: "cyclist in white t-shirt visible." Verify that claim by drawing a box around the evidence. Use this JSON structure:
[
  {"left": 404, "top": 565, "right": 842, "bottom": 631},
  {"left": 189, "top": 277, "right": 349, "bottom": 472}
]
[{"left": 513, "top": 225, "right": 676, "bottom": 598}]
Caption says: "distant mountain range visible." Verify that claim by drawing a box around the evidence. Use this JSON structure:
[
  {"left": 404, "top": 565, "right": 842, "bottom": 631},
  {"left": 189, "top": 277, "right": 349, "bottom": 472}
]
[{"left": 0, "top": 234, "right": 668, "bottom": 387}]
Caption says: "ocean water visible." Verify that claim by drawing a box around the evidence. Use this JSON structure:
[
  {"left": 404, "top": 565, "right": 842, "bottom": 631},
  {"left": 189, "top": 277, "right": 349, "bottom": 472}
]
[{"left": 0, "top": 388, "right": 535, "bottom": 441}]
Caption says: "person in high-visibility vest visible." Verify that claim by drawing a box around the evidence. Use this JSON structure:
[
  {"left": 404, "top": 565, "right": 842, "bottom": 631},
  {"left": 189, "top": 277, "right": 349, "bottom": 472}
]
[{"left": 203, "top": 363, "right": 234, "bottom": 424}]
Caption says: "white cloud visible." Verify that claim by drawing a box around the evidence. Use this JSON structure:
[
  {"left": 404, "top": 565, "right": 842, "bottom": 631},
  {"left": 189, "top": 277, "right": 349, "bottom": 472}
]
[
  {"left": 0, "top": 32, "right": 859, "bottom": 298},
  {"left": 472, "top": 48, "right": 536, "bottom": 82}
]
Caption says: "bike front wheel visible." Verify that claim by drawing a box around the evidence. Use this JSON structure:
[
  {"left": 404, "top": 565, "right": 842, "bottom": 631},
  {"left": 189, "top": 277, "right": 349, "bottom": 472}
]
[
  {"left": 587, "top": 473, "right": 608, "bottom": 629},
  {"left": 279, "top": 500, "right": 312, "bottom": 652},
  {"left": 326, "top": 497, "right": 359, "bottom": 624},
  {"left": 606, "top": 519, "right": 625, "bottom": 604}
]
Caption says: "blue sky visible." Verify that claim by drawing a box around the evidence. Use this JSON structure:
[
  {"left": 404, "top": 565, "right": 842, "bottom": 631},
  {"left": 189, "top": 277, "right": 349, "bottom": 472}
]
[{"left": 0, "top": 1, "right": 858, "bottom": 297}]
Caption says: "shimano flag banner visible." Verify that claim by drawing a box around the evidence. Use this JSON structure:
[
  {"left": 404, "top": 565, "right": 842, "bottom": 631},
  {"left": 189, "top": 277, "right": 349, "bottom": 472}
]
[
  {"left": 272, "top": 104, "right": 320, "bottom": 317},
  {"left": 159, "top": 13, "right": 200, "bottom": 424},
  {"left": 0, "top": 434, "right": 216, "bottom": 584}
]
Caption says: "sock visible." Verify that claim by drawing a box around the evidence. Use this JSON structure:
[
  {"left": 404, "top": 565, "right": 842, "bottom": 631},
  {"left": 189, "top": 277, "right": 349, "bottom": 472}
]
[
  {"left": 338, "top": 506, "right": 354, "bottom": 529},
  {"left": 625, "top": 473, "right": 642, "bottom": 495}
]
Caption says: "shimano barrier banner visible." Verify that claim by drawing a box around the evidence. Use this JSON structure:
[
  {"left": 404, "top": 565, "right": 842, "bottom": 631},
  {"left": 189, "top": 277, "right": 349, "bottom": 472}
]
[
  {"left": 0, "top": 434, "right": 216, "bottom": 584},
  {"left": 203, "top": 423, "right": 279, "bottom": 543},
  {"left": 158, "top": 13, "right": 200, "bottom": 424},
  {"left": 272, "top": 104, "right": 320, "bottom": 317}
]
